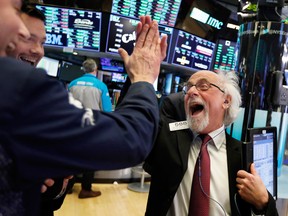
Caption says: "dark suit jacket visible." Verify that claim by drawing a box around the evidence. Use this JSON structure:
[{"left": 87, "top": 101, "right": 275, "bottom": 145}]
[
  {"left": 0, "top": 57, "right": 159, "bottom": 216},
  {"left": 144, "top": 92, "right": 277, "bottom": 216}
]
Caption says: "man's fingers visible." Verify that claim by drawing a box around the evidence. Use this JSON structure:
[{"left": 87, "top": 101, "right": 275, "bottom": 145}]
[
  {"left": 135, "top": 23, "right": 150, "bottom": 49},
  {"left": 139, "top": 15, "right": 145, "bottom": 25},
  {"left": 144, "top": 16, "right": 152, "bottom": 26},
  {"left": 143, "top": 21, "right": 158, "bottom": 49},
  {"left": 44, "top": 178, "right": 55, "bottom": 187},
  {"left": 250, "top": 163, "right": 258, "bottom": 176},
  {"left": 137, "top": 16, "right": 152, "bottom": 42},
  {"left": 151, "top": 28, "right": 160, "bottom": 52},
  {"left": 41, "top": 178, "right": 55, "bottom": 193},
  {"left": 41, "top": 185, "right": 48, "bottom": 193},
  {"left": 118, "top": 48, "right": 129, "bottom": 64},
  {"left": 136, "top": 21, "right": 143, "bottom": 39},
  {"left": 160, "top": 35, "right": 168, "bottom": 60}
]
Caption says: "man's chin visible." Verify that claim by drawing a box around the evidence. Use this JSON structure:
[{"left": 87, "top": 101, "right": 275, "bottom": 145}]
[
  {"left": 187, "top": 116, "right": 209, "bottom": 133},
  {"left": 0, "top": 50, "right": 6, "bottom": 57}
]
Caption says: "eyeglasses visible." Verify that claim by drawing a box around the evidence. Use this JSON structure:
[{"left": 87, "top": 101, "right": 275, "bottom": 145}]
[{"left": 181, "top": 79, "right": 225, "bottom": 94}]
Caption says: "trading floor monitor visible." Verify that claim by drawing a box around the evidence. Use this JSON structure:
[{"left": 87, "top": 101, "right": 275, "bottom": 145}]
[{"left": 243, "top": 126, "right": 277, "bottom": 200}]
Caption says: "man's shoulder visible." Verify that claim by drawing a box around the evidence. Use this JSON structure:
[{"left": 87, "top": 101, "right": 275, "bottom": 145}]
[
  {"left": 160, "top": 92, "right": 186, "bottom": 121},
  {"left": 0, "top": 57, "right": 46, "bottom": 83},
  {"left": 225, "top": 132, "right": 242, "bottom": 149},
  {"left": 0, "top": 57, "right": 32, "bottom": 74},
  {"left": 165, "top": 92, "right": 184, "bottom": 101}
]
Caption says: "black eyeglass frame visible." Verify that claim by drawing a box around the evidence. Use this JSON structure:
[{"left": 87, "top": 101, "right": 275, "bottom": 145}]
[{"left": 180, "top": 79, "right": 225, "bottom": 94}]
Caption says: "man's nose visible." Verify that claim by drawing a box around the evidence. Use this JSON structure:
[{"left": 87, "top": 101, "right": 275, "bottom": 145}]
[{"left": 19, "top": 21, "right": 30, "bottom": 40}]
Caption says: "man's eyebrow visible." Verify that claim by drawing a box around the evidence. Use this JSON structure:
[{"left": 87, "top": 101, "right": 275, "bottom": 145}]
[
  {"left": 188, "top": 78, "right": 209, "bottom": 84},
  {"left": 30, "top": 34, "right": 46, "bottom": 40}
]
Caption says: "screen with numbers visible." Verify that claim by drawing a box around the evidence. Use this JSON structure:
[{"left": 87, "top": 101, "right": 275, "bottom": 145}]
[
  {"left": 213, "top": 39, "right": 237, "bottom": 72},
  {"left": 246, "top": 127, "right": 277, "bottom": 200},
  {"left": 100, "top": 57, "right": 125, "bottom": 73},
  {"left": 36, "top": 5, "right": 102, "bottom": 51},
  {"left": 169, "top": 29, "right": 215, "bottom": 71},
  {"left": 105, "top": 14, "right": 173, "bottom": 62},
  {"left": 105, "top": 15, "right": 138, "bottom": 55},
  {"left": 111, "top": 0, "right": 181, "bottom": 27},
  {"left": 36, "top": 56, "right": 59, "bottom": 77}
]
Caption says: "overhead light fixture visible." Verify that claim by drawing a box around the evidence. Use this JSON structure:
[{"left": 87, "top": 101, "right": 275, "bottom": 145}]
[{"left": 227, "top": 23, "right": 240, "bottom": 30}]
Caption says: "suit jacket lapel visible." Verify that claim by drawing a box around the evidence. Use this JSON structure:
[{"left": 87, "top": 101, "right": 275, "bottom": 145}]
[
  {"left": 226, "top": 133, "right": 241, "bottom": 198},
  {"left": 176, "top": 129, "right": 194, "bottom": 174},
  {"left": 226, "top": 133, "right": 251, "bottom": 215}
]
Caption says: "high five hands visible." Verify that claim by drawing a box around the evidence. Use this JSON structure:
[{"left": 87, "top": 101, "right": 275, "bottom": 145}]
[{"left": 118, "top": 15, "right": 167, "bottom": 84}]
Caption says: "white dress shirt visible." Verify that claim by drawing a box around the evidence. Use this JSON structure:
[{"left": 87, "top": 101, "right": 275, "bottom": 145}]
[{"left": 167, "top": 125, "right": 231, "bottom": 216}]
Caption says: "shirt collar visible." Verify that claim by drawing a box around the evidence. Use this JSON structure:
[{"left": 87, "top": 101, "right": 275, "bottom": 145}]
[
  {"left": 208, "top": 125, "right": 225, "bottom": 150},
  {"left": 83, "top": 73, "right": 96, "bottom": 77},
  {"left": 192, "top": 125, "right": 226, "bottom": 150}
]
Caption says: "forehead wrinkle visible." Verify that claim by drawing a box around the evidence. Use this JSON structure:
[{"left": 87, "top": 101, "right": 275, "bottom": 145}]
[
  {"left": 29, "top": 33, "right": 46, "bottom": 41},
  {"left": 190, "top": 72, "right": 224, "bottom": 89}
]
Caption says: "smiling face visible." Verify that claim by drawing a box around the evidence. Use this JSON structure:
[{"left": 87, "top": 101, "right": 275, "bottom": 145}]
[
  {"left": 0, "top": 0, "right": 30, "bottom": 57},
  {"left": 184, "top": 70, "right": 229, "bottom": 134},
  {"left": 6, "top": 12, "right": 46, "bottom": 66}
]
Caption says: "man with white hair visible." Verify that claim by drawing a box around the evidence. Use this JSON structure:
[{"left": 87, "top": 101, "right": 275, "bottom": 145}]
[{"left": 144, "top": 70, "right": 278, "bottom": 216}]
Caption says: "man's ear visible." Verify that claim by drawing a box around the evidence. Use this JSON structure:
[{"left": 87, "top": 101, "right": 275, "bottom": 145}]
[{"left": 222, "top": 95, "right": 232, "bottom": 109}]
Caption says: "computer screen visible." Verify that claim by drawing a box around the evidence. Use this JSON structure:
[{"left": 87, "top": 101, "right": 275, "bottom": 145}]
[
  {"left": 105, "top": 15, "right": 138, "bottom": 55},
  {"left": 168, "top": 29, "right": 215, "bottom": 71},
  {"left": 246, "top": 126, "right": 277, "bottom": 199},
  {"left": 36, "top": 5, "right": 101, "bottom": 51},
  {"left": 111, "top": 73, "right": 127, "bottom": 83},
  {"left": 36, "top": 56, "right": 59, "bottom": 77},
  {"left": 105, "top": 14, "right": 173, "bottom": 62},
  {"left": 111, "top": 0, "right": 181, "bottom": 27},
  {"left": 58, "top": 61, "right": 84, "bottom": 82},
  {"left": 213, "top": 39, "right": 237, "bottom": 72},
  {"left": 100, "top": 58, "right": 124, "bottom": 73}
]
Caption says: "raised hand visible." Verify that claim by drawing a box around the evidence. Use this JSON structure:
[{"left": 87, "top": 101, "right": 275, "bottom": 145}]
[{"left": 118, "top": 16, "right": 167, "bottom": 84}]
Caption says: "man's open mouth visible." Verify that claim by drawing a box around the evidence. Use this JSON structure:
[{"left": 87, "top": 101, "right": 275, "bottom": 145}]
[
  {"left": 20, "top": 56, "right": 36, "bottom": 66},
  {"left": 190, "top": 103, "right": 204, "bottom": 116}
]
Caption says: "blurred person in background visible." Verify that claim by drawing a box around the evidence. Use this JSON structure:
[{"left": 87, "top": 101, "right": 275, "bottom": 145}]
[{"left": 68, "top": 58, "right": 112, "bottom": 199}]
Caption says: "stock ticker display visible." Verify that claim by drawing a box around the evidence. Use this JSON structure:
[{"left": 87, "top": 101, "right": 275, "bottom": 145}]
[
  {"left": 213, "top": 39, "right": 237, "bottom": 72},
  {"left": 170, "top": 30, "right": 215, "bottom": 71},
  {"left": 106, "top": 14, "right": 173, "bottom": 62},
  {"left": 36, "top": 5, "right": 102, "bottom": 51},
  {"left": 111, "top": 0, "right": 181, "bottom": 27},
  {"left": 105, "top": 15, "right": 138, "bottom": 55}
]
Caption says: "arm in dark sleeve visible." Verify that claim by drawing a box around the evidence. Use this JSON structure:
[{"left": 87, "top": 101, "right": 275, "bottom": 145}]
[
  {"left": 252, "top": 192, "right": 278, "bottom": 216},
  {"left": 264, "top": 192, "right": 278, "bottom": 216},
  {"left": 6, "top": 65, "right": 159, "bottom": 180}
]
